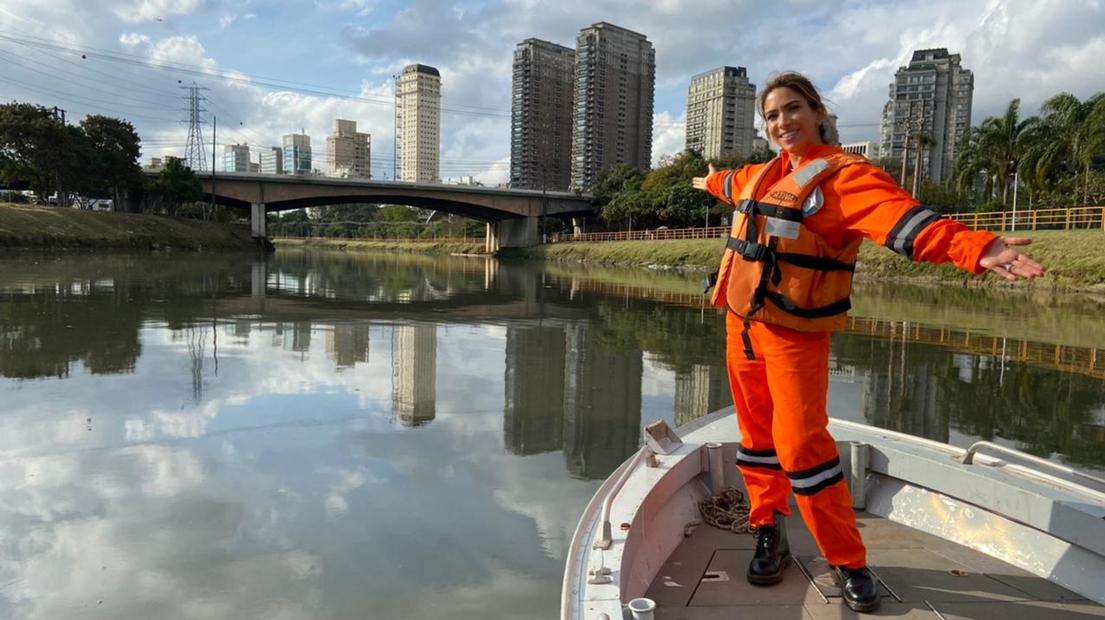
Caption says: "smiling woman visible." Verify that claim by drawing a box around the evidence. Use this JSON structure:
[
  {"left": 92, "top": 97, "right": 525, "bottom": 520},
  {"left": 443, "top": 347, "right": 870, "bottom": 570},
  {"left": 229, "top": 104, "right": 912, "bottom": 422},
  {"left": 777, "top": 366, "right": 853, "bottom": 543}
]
[{"left": 689, "top": 70, "right": 1046, "bottom": 613}]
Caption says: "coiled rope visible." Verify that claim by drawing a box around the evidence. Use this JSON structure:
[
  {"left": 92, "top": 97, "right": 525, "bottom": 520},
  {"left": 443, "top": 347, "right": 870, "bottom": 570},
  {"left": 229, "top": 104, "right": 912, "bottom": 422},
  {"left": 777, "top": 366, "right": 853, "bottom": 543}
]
[{"left": 698, "top": 487, "right": 752, "bottom": 534}]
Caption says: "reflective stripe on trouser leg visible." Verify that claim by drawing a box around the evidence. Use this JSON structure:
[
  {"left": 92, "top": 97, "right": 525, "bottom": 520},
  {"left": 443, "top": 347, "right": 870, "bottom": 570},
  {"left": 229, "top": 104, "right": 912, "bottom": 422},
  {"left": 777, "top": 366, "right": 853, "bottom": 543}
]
[
  {"left": 757, "top": 320, "right": 867, "bottom": 569},
  {"left": 725, "top": 311, "right": 790, "bottom": 526}
]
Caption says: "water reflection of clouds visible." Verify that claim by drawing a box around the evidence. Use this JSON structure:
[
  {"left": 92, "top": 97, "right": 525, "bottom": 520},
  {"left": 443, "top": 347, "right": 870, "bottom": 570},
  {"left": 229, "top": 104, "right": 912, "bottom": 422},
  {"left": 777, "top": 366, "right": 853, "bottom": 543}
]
[
  {"left": 0, "top": 445, "right": 323, "bottom": 620},
  {"left": 0, "top": 312, "right": 607, "bottom": 618}
]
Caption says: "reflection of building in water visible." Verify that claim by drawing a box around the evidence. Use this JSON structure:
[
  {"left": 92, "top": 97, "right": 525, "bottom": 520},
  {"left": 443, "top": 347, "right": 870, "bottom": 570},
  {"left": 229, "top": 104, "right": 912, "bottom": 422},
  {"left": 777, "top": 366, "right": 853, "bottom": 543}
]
[
  {"left": 862, "top": 338, "right": 949, "bottom": 443},
  {"left": 673, "top": 364, "right": 731, "bottom": 427},
  {"left": 562, "top": 323, "right": 643, "bottom": 479},
  {"left": 233, "top": 318, "right": 252, "bottom": 339},
  {"left": 291, "top": 321, "right": 312, "bottom": 353},
  {"left": 392, "top": 323, "right": 437, "bottom": 426},
  {"left": 327, "top": 323, "right": 370, "bottom": 368},
  {"left": 503, "top": 325, "right": 566, "bottom": 455}
]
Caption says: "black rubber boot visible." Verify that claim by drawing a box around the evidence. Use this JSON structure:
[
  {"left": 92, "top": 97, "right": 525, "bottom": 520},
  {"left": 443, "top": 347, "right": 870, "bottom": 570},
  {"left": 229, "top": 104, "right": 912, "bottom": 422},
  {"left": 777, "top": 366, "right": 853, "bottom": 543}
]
[
  {"left": 833, "top": 565, "right": 881, "bottom": 613},
  {"left": 746, "top": 512, "right": 790, "bottom": 585}
]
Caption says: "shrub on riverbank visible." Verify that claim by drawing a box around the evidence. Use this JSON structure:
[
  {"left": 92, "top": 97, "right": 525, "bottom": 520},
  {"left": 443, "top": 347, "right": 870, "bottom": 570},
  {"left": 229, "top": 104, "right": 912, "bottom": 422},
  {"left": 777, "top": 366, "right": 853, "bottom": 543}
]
[{"left": 0, "top": 202, "right": 256, "bottom": 250}]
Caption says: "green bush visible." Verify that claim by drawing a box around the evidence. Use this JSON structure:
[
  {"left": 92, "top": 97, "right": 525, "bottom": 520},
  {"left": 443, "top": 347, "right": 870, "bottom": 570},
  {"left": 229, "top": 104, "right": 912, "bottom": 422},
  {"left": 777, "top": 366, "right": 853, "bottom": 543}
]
[{"left": 977, "top": 199, "right": 1006, "bottom": 213}]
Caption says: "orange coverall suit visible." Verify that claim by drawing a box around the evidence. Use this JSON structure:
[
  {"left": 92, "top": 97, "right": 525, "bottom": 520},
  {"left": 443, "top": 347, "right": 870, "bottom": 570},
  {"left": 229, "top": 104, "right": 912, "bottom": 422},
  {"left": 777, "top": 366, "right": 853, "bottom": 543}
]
[{"left": 704, "top": 144, "right": 997, "bottom": 569}]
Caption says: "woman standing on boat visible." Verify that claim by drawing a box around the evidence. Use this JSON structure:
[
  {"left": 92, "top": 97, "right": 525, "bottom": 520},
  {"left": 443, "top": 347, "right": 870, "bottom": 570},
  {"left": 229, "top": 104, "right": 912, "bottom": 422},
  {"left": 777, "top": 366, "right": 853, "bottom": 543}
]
[{"left": 691, "top": 72, "right": 1044, "bottom": 613}]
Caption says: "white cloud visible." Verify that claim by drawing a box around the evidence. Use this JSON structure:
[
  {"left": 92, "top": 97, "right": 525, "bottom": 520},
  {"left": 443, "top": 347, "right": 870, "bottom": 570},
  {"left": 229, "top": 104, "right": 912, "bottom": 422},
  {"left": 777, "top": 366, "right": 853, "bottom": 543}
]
[
  {"left": 651, "top": 111, "right": 686, "bottom": 167},
  {"left": 148, "top": 35, "right": 217, "bottom": 73},
  {"left": 118, "top": 32, "right": 150, "bottom": 49},
  {"left": 117, "top": 0, "right": 205, "bottom": 23}
]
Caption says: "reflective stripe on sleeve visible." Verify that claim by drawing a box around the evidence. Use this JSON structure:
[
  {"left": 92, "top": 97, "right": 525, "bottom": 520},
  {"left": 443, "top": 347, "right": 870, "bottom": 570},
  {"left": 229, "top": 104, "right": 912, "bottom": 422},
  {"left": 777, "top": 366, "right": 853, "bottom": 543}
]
[
  {"left": 886, "top": 205, "right": 943, "bottom": 259},
  {"left": 722, "top": 170, "right": 736, "bottom": 204},
  {"left": 737, "top": 446, "right": 781, "bottom": 470},
  {"left": 786, "top": 456, "right": 844, "bottom": 495}
]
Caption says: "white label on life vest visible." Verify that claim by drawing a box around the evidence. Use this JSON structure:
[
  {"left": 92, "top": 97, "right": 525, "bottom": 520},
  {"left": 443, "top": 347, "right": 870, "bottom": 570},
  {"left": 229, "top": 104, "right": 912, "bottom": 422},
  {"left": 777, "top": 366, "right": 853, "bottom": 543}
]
[{"left": 764, "top": 217, "right": 800, "bottom": 239}]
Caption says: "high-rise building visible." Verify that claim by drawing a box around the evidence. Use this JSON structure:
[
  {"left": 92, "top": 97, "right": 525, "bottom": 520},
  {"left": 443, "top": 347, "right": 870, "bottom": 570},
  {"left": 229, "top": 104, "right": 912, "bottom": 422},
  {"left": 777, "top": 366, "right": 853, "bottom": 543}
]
[
  {"left": 260, "top": 146, "right": 283, "bottom": 175},
  {"left": 282, "top": 133, "right": 312, "bottom": 175},
  {"left": 223, "top": 144, "right": 250, "bottom": 172},
  {"left": 326, "top": 119, "right": 371, "bottom": 178},
  {"left": 685, "top": 66, "right": 756, "bottom": 160},
  {"left": 878, "top": 48, "right": 973, "bottom": 183},
  {"left": 570, "top": 22, "right": 655, "bottom": 191},
  {"left": 396, "top": 64, "right": 441, "bottom": 183},
  {"left": 510, "top": 38, "right": 575, "bottom": 191}
]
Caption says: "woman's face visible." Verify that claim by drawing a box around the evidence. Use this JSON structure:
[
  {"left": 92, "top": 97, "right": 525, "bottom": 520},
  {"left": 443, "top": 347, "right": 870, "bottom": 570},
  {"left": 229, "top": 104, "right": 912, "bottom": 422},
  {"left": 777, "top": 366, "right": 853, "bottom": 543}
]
[{"left": 762, "top": 86, "right": 825, "bottom": 157}]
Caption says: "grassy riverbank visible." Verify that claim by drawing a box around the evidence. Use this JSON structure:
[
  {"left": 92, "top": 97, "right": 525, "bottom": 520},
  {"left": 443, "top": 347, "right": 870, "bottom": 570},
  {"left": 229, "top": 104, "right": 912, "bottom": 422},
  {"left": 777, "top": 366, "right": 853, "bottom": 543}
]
[
  {"left": 532, "top": 230, "right": 1105, "bottom": 293},
  {"left": 0, "top": 203, "right": 257, "bottom": 250}
]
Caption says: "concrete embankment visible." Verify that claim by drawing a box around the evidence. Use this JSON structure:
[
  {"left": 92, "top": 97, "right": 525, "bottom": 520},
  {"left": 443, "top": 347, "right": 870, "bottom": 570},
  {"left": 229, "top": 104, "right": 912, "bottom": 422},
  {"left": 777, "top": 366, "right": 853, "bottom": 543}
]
[{"left": 0, "top": 203, "right": 258, "bottom": 250}]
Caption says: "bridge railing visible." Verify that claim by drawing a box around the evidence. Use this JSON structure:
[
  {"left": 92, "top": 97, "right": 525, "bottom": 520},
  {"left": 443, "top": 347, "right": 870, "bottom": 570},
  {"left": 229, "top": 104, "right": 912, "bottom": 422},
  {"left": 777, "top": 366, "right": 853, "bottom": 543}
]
[{"left": 555, "top": 206, "right": 1104, "bottom": 243}]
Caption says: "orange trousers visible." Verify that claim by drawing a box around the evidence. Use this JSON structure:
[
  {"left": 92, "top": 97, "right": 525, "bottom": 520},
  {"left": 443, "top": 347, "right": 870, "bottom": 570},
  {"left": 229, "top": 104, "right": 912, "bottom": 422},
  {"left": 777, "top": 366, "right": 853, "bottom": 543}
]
[{"left": 725, "top": 312, "right": 866, "bottom": 569}]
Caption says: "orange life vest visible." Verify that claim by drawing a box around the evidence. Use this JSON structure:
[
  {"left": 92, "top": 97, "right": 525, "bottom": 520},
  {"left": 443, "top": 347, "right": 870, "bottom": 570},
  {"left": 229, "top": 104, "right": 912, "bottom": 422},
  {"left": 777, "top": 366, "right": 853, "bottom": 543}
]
[{"left": 709, "top": 153, "right": 866, "bottom": 341}]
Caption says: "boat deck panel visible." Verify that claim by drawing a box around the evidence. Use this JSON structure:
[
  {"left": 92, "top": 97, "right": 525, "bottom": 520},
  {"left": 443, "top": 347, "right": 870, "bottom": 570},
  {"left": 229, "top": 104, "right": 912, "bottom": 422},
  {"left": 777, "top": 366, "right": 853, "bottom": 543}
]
[{"left": 645, "top": 509, "right": 1103, "bottom": 619}]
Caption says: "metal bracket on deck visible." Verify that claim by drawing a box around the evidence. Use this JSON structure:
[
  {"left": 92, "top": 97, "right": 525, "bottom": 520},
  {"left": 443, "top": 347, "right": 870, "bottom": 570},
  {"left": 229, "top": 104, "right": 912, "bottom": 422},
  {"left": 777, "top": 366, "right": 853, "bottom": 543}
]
[{"left": 644, "top": 420, "right": 683, "bottom": 456}]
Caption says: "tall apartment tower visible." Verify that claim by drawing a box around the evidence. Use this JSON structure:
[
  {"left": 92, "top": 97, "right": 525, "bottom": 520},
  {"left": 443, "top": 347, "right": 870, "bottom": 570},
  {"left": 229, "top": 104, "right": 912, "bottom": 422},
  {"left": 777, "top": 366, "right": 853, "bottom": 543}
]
[
  {"left": 282, "top": 132, "right": 312, "bottom": 175},
  {"left": 326, "top": 119, "right": 371, "bottom": 178},
  {"left": 396, "top": 64, "right": 441, "bottom": 183},
  {"left": 685, "top": 66, "right": 756, "bottom": 160},
  {"left": 878, "top": 48, "right": 973, "bottom": 183},
  {"left": 510, "top": 38, "right": 575, "bottom": 191},
  {"left": 570, "top": 22, "right": 655, "bottom": 191},
  {"left": 222, "top": 144, "right": 250, "bottom": 172}
]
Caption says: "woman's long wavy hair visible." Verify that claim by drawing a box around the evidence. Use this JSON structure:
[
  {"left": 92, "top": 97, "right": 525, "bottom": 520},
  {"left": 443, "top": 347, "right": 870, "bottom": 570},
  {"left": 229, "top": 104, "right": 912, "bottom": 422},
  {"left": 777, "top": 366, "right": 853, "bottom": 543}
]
[{"left": 757, "top": 72, "right": 840, "bottom": 146}]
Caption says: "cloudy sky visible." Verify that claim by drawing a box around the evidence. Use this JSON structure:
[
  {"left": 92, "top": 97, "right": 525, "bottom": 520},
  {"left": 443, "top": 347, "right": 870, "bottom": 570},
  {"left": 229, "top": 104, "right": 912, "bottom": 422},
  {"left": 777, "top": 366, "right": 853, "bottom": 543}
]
[{"left": 1, "top": 0, "right": 1103, "bottom": 184}]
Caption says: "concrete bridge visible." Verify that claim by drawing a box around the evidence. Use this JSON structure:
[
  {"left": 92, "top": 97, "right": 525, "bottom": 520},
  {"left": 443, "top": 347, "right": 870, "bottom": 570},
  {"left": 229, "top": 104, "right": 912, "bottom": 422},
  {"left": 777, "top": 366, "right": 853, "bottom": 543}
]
[{"left": 145, "top": 171, "right": 594, "bottom": 250}]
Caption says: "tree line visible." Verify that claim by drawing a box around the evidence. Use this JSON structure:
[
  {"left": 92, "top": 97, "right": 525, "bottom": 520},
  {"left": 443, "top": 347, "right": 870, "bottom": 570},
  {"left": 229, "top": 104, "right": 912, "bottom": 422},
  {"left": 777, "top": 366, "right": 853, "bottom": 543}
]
[
  {"left": 592, "top": 91, "right": 1105, "bottom": 230},
  {"left": 0, "top": 102, "right": 208, "bottom": 216},
  {"left": 950, "top": 92, "right": 1105, "bottom": 212}
]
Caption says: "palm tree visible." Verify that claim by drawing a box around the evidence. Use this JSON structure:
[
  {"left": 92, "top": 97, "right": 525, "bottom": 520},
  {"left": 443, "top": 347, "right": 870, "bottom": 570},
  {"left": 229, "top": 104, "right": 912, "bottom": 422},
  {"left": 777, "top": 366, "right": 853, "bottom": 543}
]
[
  {"left": 1021, "top": 92, "right": 1105, "bottom": 205},
  {"left": 973, "top": 99, "right": 1037, "bottom": 206},
  {"left": 951, "top": 127, "right": 987, "bottom": 199}
]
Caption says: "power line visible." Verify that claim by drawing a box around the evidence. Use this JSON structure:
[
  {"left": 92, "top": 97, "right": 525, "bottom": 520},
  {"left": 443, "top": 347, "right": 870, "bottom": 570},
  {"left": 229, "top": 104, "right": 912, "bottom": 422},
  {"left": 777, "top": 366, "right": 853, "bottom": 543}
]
[{"left": 0, "top": 31, "right": 513, "bottom": 119}]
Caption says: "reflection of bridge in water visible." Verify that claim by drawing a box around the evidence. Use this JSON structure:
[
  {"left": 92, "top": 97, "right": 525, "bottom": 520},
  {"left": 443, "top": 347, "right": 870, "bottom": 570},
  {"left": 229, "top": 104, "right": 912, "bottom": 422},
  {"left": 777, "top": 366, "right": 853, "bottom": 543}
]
[
  {"left": 549, "top": 276, "right": 1105, "bottom": 382},
  {"left": 847, "top": 317, "right": 1105, "bottom": 381}
]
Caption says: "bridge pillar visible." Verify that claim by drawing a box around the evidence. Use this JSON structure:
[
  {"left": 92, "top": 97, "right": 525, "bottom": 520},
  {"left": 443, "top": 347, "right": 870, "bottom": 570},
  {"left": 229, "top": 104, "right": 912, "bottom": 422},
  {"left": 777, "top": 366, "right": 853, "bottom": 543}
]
[
  {"left": 486, "top": 216, "right": 538, "bottom": 252},
  {"left": 485, "top": 222, "right": 500, "bottom": 253},
  {"left": 251, "top": 202, "right": 267, "bottom": 238},
  {"left": 571, "top": 217, "right": 587, "bottom": 238}
]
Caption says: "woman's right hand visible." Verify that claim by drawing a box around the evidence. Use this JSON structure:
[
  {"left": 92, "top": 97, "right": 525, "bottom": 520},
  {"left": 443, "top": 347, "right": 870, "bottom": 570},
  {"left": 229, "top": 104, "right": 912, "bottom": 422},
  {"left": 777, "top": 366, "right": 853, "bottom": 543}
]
[{"left": 691, "top": 163, "right": 716, "bottom": 191}]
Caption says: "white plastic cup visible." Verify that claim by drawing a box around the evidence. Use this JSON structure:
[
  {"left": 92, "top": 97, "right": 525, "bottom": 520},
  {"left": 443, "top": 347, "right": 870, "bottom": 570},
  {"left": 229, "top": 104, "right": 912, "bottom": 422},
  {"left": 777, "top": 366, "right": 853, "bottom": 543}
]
[{"left": 627, "top": 597, "right": 656, "bottom": 620}]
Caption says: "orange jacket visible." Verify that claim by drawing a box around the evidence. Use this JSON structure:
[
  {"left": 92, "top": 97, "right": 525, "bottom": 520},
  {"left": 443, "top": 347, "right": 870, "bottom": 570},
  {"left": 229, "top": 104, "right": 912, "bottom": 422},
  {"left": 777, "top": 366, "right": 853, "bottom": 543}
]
[{"left": 705, "top": 144, "right": 997, "bottom": 296}]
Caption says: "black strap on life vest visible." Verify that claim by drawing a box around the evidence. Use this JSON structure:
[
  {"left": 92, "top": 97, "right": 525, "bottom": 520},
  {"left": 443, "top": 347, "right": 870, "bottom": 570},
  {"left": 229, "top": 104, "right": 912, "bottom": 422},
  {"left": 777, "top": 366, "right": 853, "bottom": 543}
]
[
  {"left": 740, "top": 237, "right": 780, "bottom": 360},
  {"left": 736, "top": 198, "right": 804, "bottom": 222},
  {"left": 727, "top": 238, "right": 854, "bottom": 272}
]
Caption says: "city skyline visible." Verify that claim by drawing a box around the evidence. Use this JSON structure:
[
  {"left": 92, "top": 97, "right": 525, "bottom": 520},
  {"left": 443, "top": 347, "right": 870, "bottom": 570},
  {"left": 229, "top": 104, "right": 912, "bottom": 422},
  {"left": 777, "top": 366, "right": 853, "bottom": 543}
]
[{"left": 1, "top": 1, "right": 1102, "bottom": 185}]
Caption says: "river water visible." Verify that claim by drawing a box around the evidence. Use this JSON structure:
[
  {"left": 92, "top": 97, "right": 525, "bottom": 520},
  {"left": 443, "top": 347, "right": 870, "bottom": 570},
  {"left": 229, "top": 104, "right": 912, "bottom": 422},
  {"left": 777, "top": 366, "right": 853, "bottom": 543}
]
[{"left": 1, "top": 250, "right": 1103, "bottom": 619}]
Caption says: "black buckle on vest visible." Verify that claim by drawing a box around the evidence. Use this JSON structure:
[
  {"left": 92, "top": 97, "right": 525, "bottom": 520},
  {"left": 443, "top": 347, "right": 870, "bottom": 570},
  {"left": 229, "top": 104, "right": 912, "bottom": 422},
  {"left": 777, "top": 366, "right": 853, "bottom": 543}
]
[{"left": 725, "top": 237, "right": 769, "bottom": 262}]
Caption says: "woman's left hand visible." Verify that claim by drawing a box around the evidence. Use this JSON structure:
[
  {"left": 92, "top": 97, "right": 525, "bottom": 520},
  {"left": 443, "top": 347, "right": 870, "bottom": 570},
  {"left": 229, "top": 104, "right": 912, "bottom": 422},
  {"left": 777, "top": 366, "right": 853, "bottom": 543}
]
[{"left": 979, "top": 237, "right": 1046, "bottom": 281}]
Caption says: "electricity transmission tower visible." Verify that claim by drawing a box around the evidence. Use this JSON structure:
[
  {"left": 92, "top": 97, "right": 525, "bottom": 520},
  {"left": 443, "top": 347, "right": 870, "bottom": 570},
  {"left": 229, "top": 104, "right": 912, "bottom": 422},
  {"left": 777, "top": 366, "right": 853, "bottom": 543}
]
[{"left": 181, "top": 83, "right": 209, "bottom": 172}]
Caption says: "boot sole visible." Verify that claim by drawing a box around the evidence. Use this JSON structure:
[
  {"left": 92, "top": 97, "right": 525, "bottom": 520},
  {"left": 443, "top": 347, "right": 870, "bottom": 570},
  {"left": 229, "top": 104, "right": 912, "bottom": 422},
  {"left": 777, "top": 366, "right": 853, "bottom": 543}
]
[
  {"left": 843, "top": 597, "right": 881, "bottom": 613},
  {"left": 746, "top": 554, "right": 791, "bottom": 586}
]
